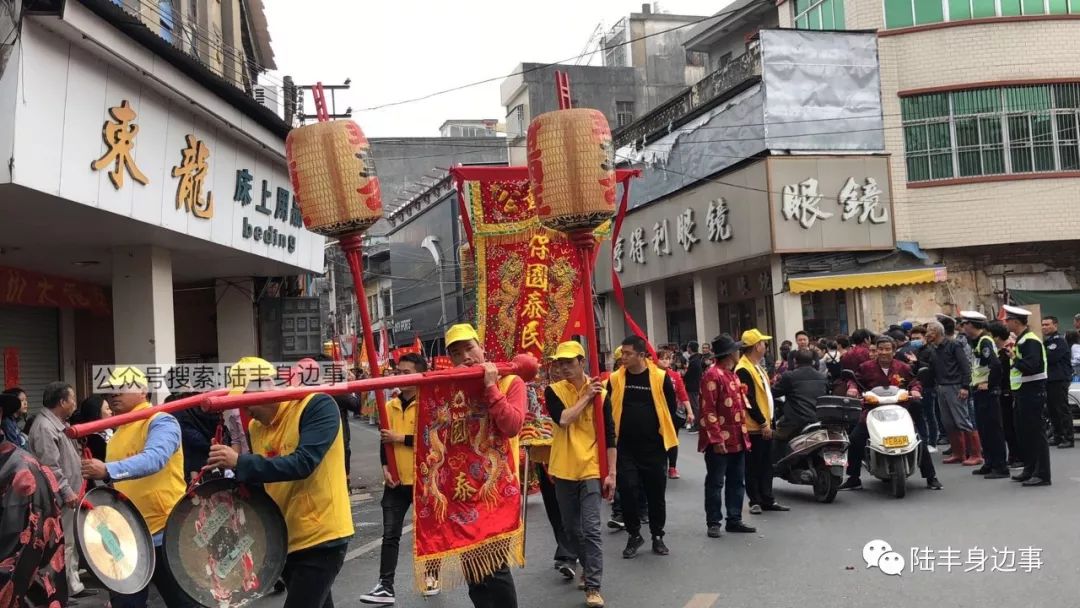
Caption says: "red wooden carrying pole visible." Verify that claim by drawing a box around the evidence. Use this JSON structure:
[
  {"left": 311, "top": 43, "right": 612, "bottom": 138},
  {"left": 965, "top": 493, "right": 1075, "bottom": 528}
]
[
  {"left": 66, "top": 388, "right": 231, "bottom": 439},
  {"left": 571, "top": 233, "right": 608, "bottom": 482},
  {"left": 66, "top": 355, "right": 540, "bottom": 438},
  {"left": 339, "top": 234, "right": 398, "bottom": 482}
]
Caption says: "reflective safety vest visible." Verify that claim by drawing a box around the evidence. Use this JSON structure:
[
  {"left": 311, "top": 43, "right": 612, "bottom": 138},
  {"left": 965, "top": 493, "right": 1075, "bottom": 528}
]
[
  {"left": 1010, "top": 330, "right": 1048, "bottom": 391},
  {"left": 971, "top": 334, "right": 996, "bottom": 387}
]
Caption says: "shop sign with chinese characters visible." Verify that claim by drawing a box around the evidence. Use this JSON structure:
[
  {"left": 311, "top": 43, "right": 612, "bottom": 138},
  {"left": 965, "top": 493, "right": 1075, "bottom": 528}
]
[
  {"left": 595, "top": 161, "right": 772, "bottom": 291},
  {"left": 768, "top": 156, "right": 895, "bottom": 253}
]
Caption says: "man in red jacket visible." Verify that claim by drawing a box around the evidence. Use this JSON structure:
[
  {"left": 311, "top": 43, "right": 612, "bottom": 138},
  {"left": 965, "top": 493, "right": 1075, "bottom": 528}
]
[
  {"left": 840, "top": 336, "right": 943, "bottom": 491},
  {"left": 698, "top": 334, "right": 756, "bottom": 539}
]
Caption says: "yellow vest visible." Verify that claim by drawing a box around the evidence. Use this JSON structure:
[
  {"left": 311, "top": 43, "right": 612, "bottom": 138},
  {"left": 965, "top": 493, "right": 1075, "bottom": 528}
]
[
  {"left": 386, "top": 394, "right": 418, "bottom": 486},
  {"left": 248, "top": 394, "right": 354, "bottom": 553},
  {"left": 547, "top": 379, "right": 607, "bottom": 481},
  {"left": 106, "top": 402, "right": 186, "bottom": 535},
  {"left": 1010, "top": 329, "right": 1048, "bottom": 390},
  {"left": 608, "top": 366, "right": 679, "bottom": 451},
  {"left": 736, "top": 356, "right": 772, "bottom": 433}
]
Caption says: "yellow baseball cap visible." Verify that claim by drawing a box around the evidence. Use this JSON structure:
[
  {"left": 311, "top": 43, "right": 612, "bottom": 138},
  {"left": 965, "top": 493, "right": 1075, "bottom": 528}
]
[
  {"left": 229, "top": 356, "right": 277, "bottom": 395},
  {"left": 103, "top": 366, "right": 148, "bottom": 391},
  {"left": 740, "top": 329, "right": 772, "bottom": 347},
  {"left": 445, "top": 324, "right": 480, "bottom": 348},
  {"left": 552, "top": 341, "right": 585, "bottom": 360}
]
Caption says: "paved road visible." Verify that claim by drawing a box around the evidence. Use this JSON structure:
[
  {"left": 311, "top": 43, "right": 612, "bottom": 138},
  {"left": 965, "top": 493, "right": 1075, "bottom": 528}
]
[{"left": 119, "top": 417, "right": 1079, "bottom": 607}]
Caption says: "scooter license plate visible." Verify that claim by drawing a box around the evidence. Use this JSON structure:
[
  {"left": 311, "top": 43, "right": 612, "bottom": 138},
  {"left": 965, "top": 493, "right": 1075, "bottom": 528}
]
[
  {"left": 883, "top": 435, "right": 910, "bottom": 448},
  {"left": 823, "top": 451, "right": 846, "bottom": 466}
]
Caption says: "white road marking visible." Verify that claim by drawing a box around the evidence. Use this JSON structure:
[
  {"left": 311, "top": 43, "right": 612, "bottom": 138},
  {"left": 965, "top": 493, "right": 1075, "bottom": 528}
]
[
  {"left": 345, "top": 524, "right": 413, "bottom": 562},
  {"left": 682, "top": 593, "right": 720, "bottom": 608}
]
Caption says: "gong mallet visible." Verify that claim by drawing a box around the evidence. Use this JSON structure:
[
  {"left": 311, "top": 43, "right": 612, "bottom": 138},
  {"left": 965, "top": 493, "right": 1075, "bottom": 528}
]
[
  {"left": 527, "top": 108, "right": 617, "bottom": 483},
  {"left": 284, "top": 120, "right": 399, "bottom": 482}
]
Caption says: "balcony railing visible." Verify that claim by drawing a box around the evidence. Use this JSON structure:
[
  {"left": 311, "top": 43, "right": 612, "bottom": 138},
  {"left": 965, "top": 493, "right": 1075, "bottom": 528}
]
[{"left": 614, "top": 43, "right": 762, "bottom": 149}]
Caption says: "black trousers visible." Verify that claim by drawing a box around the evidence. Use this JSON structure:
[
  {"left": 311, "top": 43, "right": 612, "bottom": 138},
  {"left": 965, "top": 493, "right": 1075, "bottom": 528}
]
[
  {"left": 1000, "top": 393, "right": 1020, "bottom": 462},
  {"left": 466, "top": 564, "right": 517, "bottom": 608},
  {"left": 109, "top": 545, "right": 198, "bottom": 608},
  {"left": 378, "top": 484, "right": 413, "bottom": 585},
  {"left": 667, "top": 422, "right": 681, "bottom": 468},
  {"left": 281, "top": 543, "right": 348, "bottom": 608},
  {"left": 1046, "top": 380, "right": 1074, "bottom": 443},
  {"left": 616, "top": 447, "right": 667, "bottom": 538},
  {"left": 535, "top": 464, "right": 576, "bottom": 563},
  {"left": 1016, "top": 385, "right": 1052, "bottom": 481},
  {"left": 744, "top": 433, "right": 775, "bottom": 507},
  {"left": 973, "top": 391, "right": 1007, "bottom": 469},
  {"left": 846, "top": 417, "right": 936, "bottom": 480}
]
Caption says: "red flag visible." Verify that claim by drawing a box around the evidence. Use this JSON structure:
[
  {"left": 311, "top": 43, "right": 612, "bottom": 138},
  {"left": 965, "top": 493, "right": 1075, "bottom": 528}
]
[{"left": 414, "top": 335, "right": 423, "bottom": 355}]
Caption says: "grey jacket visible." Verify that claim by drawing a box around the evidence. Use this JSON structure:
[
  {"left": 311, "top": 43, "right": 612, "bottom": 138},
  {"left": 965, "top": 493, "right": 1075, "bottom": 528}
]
[{"left": 27, "top": 407, "right": 82, "bottom": 501}]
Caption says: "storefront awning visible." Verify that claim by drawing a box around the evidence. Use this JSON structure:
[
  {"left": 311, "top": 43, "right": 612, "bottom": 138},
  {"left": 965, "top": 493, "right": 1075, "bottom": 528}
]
[{"left": 789, "top": 267, "right": 947, "bottom": 294}]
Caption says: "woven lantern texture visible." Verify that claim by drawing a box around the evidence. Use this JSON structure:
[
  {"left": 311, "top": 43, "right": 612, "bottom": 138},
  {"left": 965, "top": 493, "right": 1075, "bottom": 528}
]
[
  {"left": 526, "top": 108, "right": 616, "bottom": 233},
  {"left": 285, "top": 120, "right": 383, "bottom": 237}
]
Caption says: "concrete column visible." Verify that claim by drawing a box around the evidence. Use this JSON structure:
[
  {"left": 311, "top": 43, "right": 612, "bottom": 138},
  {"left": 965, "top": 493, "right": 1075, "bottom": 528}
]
[
  {"left": 59, "top": 308, "right": 76, "bottom": 385},
  {"left": 770, "top": 255, "right": 803, "bottom": 343},
  {"left": 216, "top": 278, "right": 257, "bottom": 364},
  {"left": 643, "top": 282, "right": 668, "bottom": 346},
  {"left": 112, "top": 246, "right": 176, "bottom": 372},
  {"left": 693, "top": 273, "right": 719, "bottom": 344}
]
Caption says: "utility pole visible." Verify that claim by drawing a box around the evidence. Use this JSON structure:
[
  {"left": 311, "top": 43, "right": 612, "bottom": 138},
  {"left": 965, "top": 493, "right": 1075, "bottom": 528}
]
[{"left": 296, "top": 80, "right": 353, "bottom": 124}]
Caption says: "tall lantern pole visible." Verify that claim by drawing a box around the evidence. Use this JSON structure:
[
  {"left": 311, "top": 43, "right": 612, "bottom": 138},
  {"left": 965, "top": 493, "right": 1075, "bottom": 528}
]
[
  {"left": 527, "top": 72, "right": 616, "bottom": 482},
  {"left": 286, "top": 117, "right": 399, "bottom": 483}
]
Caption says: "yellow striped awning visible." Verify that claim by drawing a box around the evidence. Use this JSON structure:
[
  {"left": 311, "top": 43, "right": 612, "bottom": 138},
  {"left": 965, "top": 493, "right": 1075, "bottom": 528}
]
[{"left": 789, "top": 267, "right": 947, "bottom": 294}]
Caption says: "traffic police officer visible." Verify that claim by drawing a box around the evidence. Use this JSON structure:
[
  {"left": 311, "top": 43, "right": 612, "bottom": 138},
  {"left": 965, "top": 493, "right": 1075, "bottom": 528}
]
[
  {"left": 1002, "top": 305, "right": 1052, "bottom": 487},
  {"left": 960, "top": 311, "right": 1009, "bottom": 479}
]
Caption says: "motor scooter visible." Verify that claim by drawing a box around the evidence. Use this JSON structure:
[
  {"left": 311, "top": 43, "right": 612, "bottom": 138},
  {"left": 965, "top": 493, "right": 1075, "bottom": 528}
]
[
  {"left": 862, "top": 386, "right": 921, "bottom": 498},
  {"left": 773, "top": 396, "right": 861, "bottom": 503}
]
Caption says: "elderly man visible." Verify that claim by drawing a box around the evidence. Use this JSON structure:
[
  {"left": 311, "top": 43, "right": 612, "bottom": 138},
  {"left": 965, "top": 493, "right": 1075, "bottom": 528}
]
[
  {"left": 207, "top": 356, "right": 354, "bottom": 608},
  {"left": 925, "top": 320, "right": 977, "bottom": 465},
  {"left": 27, "top": 381, "right": 91, "bottom": 599},
  {"left": 80, "top": 367, "right": 193, "bottom": 608},
  {"left": 699, "top": 334, "right": 756, "bottom": 538},
  {"left": 441, "top": 324, "right": 526, "bottom": 608},
  {"left": 1003, "top": 306, "right": 1052, "bottom": 486}
]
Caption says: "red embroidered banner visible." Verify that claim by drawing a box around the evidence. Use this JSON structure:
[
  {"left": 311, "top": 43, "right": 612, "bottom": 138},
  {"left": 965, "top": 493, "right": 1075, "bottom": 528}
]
[
  {"left": 451, "top": 168, "right": 635, "bottom": 361},
  {"left": 0, "top": 265, "right": 109, "bottom": 314},
  {"left": 3, "top": 348, "right": 18, "bottom": 390},
  {"left": 412, "top": 379, "right": 523, "bottom": 590}
]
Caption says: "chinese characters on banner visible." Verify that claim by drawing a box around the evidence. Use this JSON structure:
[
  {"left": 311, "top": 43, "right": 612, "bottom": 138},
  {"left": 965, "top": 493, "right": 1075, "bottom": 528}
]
[
  {"left": 452, "top": 167, "right": 611, "bottom": 362},
  {"left": 0, "top": 266, "right": 109, "bottom": 314},
  {"left": 782, "top": 176, "right": 888, "bottom": 230},
  {"left": 614, "top": 197, "right": 732, "bottom": 273}
]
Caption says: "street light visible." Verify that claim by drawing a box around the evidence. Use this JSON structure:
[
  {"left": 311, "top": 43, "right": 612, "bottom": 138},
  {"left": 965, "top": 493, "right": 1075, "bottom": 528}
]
[{"left": 420, "top": 235, "right": 448, "bottom": 331}]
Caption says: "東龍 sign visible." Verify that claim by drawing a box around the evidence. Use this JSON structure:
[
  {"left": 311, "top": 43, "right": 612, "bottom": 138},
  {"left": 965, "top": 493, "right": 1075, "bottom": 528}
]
[{"left": 84, "top": 98, "right": 310, "bottom": 258}]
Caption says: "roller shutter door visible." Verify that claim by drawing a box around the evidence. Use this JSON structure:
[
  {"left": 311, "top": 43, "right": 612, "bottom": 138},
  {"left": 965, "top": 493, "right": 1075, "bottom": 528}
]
[{"left": 0, "top": 306, "right": 60, "bottom": 413}]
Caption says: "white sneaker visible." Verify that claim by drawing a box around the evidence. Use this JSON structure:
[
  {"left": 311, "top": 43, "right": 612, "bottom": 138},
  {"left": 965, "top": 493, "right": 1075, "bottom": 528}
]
[
  {"left": 927, "top": 445, "right": 938, "bottom": 454},
  {"left": 360, "top": 582, "right": 395, "bottom": 604},
  {"left": 422, "top": 576, "right": 441, "bottom": 597}
]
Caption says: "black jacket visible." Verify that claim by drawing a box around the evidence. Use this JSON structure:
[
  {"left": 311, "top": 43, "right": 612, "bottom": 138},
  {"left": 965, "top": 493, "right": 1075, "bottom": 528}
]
[
  {"left": 684, "top": 353, "right": 704, "bottom": 394},
  {"left": 931, "top": 337, "right": 971, "bottom": 387},
  {"left": 1043, "top": 332, "right": 1072, "bottom": 382},
  {"left": 771, "top": 365, "right": 830, "bottom": 429}
]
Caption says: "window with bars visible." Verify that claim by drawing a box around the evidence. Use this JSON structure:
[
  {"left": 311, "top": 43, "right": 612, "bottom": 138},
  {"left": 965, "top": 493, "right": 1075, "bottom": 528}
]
[
  {"left": 901, "top": 83, "right": 1080, "bottom": 182},
  {"left": 884, "top": 0, "right": 1080, "bottom": 28},
  {"left": 616, "top": 101, "right": 636, "bottom": 128},
  {"left": 794, "top": 0, "right": 846, "bottom": 29}
]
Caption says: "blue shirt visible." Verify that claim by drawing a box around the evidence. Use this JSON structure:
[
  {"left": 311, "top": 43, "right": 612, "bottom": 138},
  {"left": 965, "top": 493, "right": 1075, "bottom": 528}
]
[{"left": 104, "top": 414, "right": 182, "bottom": 547}]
